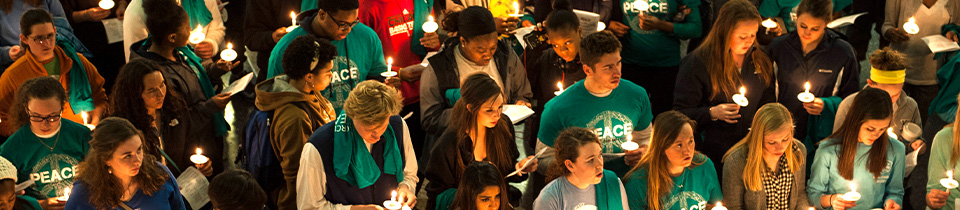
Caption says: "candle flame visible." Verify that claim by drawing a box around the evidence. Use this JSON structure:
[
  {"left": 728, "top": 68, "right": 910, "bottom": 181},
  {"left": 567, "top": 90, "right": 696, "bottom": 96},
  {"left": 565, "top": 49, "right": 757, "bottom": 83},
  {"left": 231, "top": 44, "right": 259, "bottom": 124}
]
[
  {"left": 557, "top": 82, "right": 563, "bottom": 90},
  {"left": 849, "top": 182, "right": 857, "bottom": 192},
  {"left": 196, "top": 148, "right": 202, "bottom": 155},
  {"left": 391, "top": 190, "right": 398, "bottom": 201},
  {"left": 739, "top": 86, "right": 746, "bottom": 95},
  {"left": 428, "top": 15, "right": 434, "bottom": 22},
  {"left": 762, "top": 18, "right": 777, "bottom": 28},
  {"left": 63, "top": 187, "right": 70, "bottom": 197},
  {"left": 950, "top": 170, "right": 954, "bottom": 180},
  {"left": 716, "top": 202, "right": 723, "bottom": 207},
  {"left": 908, "top": 17, "right": 915, "bottom": 23},
  {"left": 387, "top": 57, "right": 393, "bottom": 65},
  {"left": 291, "top": 11, "right": 297, "bottom": 26},
  {"left": 513, "top": 1, "right": 520, "bottom": 15},
  {"left": 887, "top": 127, "right": 897, "bottom": 139},
  {"left": 226, "top": 43, "right": 233, "bottom": 49},
  {"left": 804, "top": 82, "right": 810, "bottom": 92},
  {"left": 81, "top": 112, "right": 89, "bottom": 124}
]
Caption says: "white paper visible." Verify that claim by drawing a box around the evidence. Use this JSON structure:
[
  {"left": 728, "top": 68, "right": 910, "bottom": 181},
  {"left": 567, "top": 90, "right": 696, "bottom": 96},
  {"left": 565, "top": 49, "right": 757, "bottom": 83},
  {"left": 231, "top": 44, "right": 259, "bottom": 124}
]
[
  {"left": 15, "top": 179, "right": 34, "bottom": 192},
  {"left": 101, "top": 18, "right": 124, "bottom": 44},
  {"left": 420, "top": 51, "right": 438, "bottom": 67},
  {"left": 905, "top": 145, "right": 921, "bottom": 176},
  {"left": 511, "top": 26, "right": 536, "bottom": 49},
  {"left": 573, "top": 10, "right": 601, "bottom": 36},
  {"left": 827, "top": 12, "right": 866, "bottom": 28},
  {"left": 502, "top": 104, "right": 534, "bottom": 124},
  {"left": 955, "top": 198, "right": 959, "bottom": 210},
  {"left": 217, "top": 1, "right": 229, "bottom": 10},
  {"left": 505, "top": 147, "right": 548, "bottom": 178},
  {"left": 221, "top": 72, "right": 253, "bottom": 96},
  {"left": 177, "top": 167, "right": 210, "bottom": 210},
  {"left": 922, "top": 35, "right": 960, "bottom": 53}
]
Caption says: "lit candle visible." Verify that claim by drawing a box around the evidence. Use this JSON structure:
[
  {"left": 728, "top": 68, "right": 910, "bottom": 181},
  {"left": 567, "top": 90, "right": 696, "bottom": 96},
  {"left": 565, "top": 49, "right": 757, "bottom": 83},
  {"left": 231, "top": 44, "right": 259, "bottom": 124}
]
[
  {"left": 597, "top": 22, "right": 606, "bottom": 31},
  {"left": 903, "top": 17, "right": 919, "bottom": 35},
  {"left": 621, "top": 133, "right": 639, "bottom": 151},
  {"left": 712, "top": 202, "right": 728, "bottom": 210},
  {"left": 190, "top": 148, "right": 209, "bottom": 164},
  {"left": 423, "top": 15, "right": 439, "bottom": 33},
  {"left": 554, "top": 82, "right": 564, "bottom": 96},
  {"left": 509, "top": 1, "right": 524, "bottom": 17},
  {"left": 942, "top": 170, "right": 959, "bottom": 189},
  {"left": 732, "top": 86, "right": 749, "bottom": 107},
  {"left": 633, "top": 0, "right": 649, "bottom": 14},
  {"left": 383, "top": 190, "right": 402, "bottom": 210},
  {"left": 797, "top": 81, "right": 815, "bottom": 103},
  {"left": 81, "top": 112, "right": 95, "bottom": 129},
  {"left": 286, "top": 12, "right": 299, "bottom": 32},
  {"left": 887, "top": 127, "right": 898, "bottom": 141},
  {"left": 220, "top": 43, "right": 237, "bottom": 62},
  {"left": 842, "top": 182, "right": 861, "bottom": 201},
  {"left": 57, "top": 187, "right": 70, "bottom": 202},
  {"left": 381, "top": 57, "right": 397, "bottom": 78},
  {"left": 188, "top": 24, "right": 205, "bottom": 45},
  {"left": 762, "top": 18, "right": 777, "bottom": 34},
  {"left": 98, "top": 0, "right": 115, "bottom": 10}
]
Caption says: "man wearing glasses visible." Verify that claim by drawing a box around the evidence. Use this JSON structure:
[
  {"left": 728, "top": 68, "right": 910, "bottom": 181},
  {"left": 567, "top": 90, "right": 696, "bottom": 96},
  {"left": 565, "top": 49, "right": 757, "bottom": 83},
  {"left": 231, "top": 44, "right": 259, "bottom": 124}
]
[
  {"left": 0, "top": 9, "right": 107, "bottom": 139},
  {"left": 265, "top": 0, "right": 391, "bottom": 115}
]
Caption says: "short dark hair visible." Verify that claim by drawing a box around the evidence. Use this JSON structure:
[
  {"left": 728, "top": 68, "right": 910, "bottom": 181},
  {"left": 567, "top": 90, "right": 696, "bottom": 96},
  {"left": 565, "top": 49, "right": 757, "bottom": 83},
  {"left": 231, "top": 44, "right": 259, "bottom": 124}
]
[
  {"left": 144, "top": 0, "right": 188, "bottom": 44},
  {"left": 869, "top": 47, "right": 906, "bottom": 70},
  {"left": 579, "top": 31, "right": 621, "bottom": 68},
  {"left": 283, "top": 36, "right": 337, "bottom": 80},
  {"left": 318, "top": 0, "right": 359, "bottom": 14},
  {"left": 208, "top": 169, "right": 267, "bottom": 210},
  {"left": 19, "top": 9, "right": 52, "bottom": 36},
  {"left": 797, "top": 0, "right": 832, "bottom": 21},
  {"left": 544, "top": 0, "right": 579, "bottom": 33},
  {"left": 9, "top": 77, "right": 66, "bottom": 129}
]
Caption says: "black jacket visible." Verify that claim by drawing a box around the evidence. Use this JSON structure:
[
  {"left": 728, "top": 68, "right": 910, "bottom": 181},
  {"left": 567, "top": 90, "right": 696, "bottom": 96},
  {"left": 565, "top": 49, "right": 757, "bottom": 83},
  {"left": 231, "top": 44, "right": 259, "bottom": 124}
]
[{"left": 243, "top": 0, "right": 303, "bottom": 82}]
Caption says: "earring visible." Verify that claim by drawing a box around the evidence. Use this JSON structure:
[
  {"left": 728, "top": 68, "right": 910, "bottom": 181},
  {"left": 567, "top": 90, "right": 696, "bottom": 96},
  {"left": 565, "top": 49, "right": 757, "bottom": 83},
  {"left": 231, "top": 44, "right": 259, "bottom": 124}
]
[{"left": 108, "top": 168, "right": 112, "bottom": 174}]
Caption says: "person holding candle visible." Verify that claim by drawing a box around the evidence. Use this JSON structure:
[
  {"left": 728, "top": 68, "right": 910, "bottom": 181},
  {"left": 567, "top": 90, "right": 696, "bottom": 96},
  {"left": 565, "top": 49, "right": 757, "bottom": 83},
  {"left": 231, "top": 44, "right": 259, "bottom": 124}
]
[
  {"left": 60, "top": 0, "right": 128, "bottom": 92},
  {"left": 926, "top": 94, "right": 960, "bottom": 210},
  {"left": 105, "top": 58, "right": 198, "bottom": 177},
  {"left": 255, "top": 35, "right": 337, "bottom": 210},
  {"left": 0, "top": 77, "right": 91, "bottom": 210},
  {"left": 243, "top": 0, "right": 304, "bottom": 81},
  {"left": 674, "top": 0, "right": 776, "bottom": 177},
  {"left": 622, "top": 111, "right": 722, "bottom": 210},
  {"left": 122, "top": 0, "right": 226, "bottom": 61},
  {"left": 0, "top": 9, "right": 109, "bottom": 137},
  {"left": 64, "top": 117, "right": 185, "bottom": 210},
  {"left": 767, "top": 0, "right": 860, "bottom": 164},
  {"left": 207, "top": 169, "right": 268, "bottom": 210},
  {"left": 532, "top": 127, "right": 628, "bottom": 210},
  {"left": 425, "top": 73, "right": 534, "bottom": 209},
  {"left": 720, "top": 103, "right": 810, "bottom": 209},
  {"left": 0, "top": 156, "right": 44, "bottom": 210},
  {"left": 439, "top": 161, "right": 511, "bottom": 210},
  {"left": 536, "top": 31, "right": 652, "bottom": 177},
  {"left": 806, "top": 87, "right": 905, "bottom": 210},
  {"left": 296, "top": 81, "right": 418, "bottom": 210}
]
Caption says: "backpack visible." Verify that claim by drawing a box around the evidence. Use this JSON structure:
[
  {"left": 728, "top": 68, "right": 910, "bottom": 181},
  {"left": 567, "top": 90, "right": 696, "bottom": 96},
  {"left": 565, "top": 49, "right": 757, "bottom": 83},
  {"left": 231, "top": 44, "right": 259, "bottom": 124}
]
[{"left": 241, "top": 102, "right": 315, "bottom": 192}]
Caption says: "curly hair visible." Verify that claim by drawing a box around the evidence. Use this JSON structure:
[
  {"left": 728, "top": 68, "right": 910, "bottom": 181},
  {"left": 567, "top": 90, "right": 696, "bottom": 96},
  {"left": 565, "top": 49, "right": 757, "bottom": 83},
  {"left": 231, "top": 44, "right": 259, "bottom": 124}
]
[
  {"left": 8, "top": 77, "right": 66, "bottom": 129},
  {"left": 108, "top": 58, "right": 187, "bottom": 159},
  {"left": 282, "top": 36, "right": 337, "bottom": 80},
  {"left": 579, "top": 31, "right": 621, "bottom": 68},
  {"left": 343, "top": 80, "right": 403, "bottom": 125},
  {"left": 547, "top": 127, "right": 601, "bottom": 182},
  {"left": 75, "top": 117, "right": 170, "bottom": 210}
]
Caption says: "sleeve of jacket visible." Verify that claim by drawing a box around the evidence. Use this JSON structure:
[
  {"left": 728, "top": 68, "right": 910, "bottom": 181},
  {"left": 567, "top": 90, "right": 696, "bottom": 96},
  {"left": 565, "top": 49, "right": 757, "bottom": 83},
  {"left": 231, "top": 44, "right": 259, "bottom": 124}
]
[
  {"left": 202, "top": 0, "right": 226, "bottom": 52},
  {"left": 673, "top": 55, "right": 713, "bottom": 124},
  {"left": 835, "top": 48, "right": 860, "bottom": 98},
  {"left": 806, "top": 145, "right": 832, "bottom": 209},
  {"left": 721, "top": 150, "right": 746, "bottom": 210},
  {"left": 424, "top": 134, "right": 459, "bottom": 202},
  {"left": 880, "top": 0, "right": 900, "bottom": 41},
  {"left": 673, "top": 0, "right": 703, "bottom": 39},
  {"left": 508, "top": 51, "right": 533, "bottom": 104},
  {"left": 271, "top": 106, "right": 313, "bottom": 210},
  {"left": 419, "top": 63, "right": 451, "bottom": 135},
  {"left": 61, "top": 0, "right": 80, "bottom": 24},
  {"left": 243, "top": 0, "right": 280, "bottom": 52},
  {"left": 79, "top": 54, "right": 109, "bottom": 109},
  {"left": 794, "top": 142, "right": 811, "bottom": 210}
]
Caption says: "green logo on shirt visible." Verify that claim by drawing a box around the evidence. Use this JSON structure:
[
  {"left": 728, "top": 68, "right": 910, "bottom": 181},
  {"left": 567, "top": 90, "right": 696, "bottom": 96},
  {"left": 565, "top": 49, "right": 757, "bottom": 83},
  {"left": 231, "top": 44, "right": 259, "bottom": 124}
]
[
  {"left": 586, "top": 111, "right": 634, "bottom": 152},
  {"left": 29, "top": 153, "right": 80, "bottom": 197}
]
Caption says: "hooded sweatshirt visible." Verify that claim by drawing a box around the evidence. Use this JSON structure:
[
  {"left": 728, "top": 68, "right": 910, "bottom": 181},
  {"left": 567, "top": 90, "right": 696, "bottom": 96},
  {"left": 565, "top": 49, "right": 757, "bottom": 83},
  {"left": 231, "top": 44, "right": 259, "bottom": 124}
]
[{"left": 254, "top": 75, "right": 335, "bottom": 210}]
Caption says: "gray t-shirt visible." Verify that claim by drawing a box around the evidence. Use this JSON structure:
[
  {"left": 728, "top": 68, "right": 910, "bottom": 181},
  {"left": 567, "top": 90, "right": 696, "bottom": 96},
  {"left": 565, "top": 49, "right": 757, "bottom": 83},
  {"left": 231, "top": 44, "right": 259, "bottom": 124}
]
[{"left": 533, "top": 176, "right": 630, "bottom": 210}]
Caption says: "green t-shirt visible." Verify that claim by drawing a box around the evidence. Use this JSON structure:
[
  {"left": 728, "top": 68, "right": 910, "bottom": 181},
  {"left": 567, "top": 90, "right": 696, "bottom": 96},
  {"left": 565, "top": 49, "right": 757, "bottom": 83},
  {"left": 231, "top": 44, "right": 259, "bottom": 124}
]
[
  {"left": 42, "top": 56, "right": 60, "bottom": 77},
  {"left": 623, "top": 155, "right": 722, "bottom": 210},
  {"left": 618, "top": 0, "right": 702, "bottom": 67},
  {"left": 266, "top": 21, "right": 388, "bottom": 113},
  {"left": 538, "top": 79, "right": 653, "bottom": 175},
  {"left": 0, "top": 119, "right": 91, "bottom": 199}
]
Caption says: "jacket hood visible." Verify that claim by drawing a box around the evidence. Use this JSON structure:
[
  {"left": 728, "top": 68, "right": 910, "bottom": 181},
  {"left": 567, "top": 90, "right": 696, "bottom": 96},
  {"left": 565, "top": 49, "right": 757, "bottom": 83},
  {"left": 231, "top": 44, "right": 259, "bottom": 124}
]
[{"left": 255, "top": 75, "right": 317, "bottom": 111}]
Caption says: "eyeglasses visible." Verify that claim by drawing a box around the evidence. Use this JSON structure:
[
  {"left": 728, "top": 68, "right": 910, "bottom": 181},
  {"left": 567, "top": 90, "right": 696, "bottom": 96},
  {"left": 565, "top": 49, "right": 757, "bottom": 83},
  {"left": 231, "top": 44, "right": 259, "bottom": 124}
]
[
  {"left": 26, "top": 109, "right": 62, "bottom": 123},
  {"left": 28, "top": 33, "right": 56, "bottom": 45},
  {"left": 326, "top": 12, "right": 360, "bottom": 31}
]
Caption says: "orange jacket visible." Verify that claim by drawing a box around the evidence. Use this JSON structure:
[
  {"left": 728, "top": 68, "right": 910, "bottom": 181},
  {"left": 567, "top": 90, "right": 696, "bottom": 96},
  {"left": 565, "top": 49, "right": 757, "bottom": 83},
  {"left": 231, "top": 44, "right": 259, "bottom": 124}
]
[{"left": 0, "top": 46, "right": 108, "bottom": 136}]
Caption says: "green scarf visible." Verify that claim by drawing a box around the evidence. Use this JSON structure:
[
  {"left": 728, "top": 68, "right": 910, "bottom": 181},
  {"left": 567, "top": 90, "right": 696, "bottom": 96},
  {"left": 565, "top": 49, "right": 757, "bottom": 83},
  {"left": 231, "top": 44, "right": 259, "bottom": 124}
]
[
  {"left": 434, "top": 188, "right": 457, "bottom": 210},
  {"left": 183, "top": 0, "right": 213, "bottom": 30},
  {"left": 595, "top": 170, "right": 623, "bottom": 210},
  {"left": 444, "top": 88, "right": 461, "bottom": 107},
  {"left": 55, "top": 38, "right": 94, "bottom": 114},
  {"left": 301, "top": 0, "right": 316, "bottom": 11},
  {"left": 332, "top": 111, "right": 403, "bottom": 188}
]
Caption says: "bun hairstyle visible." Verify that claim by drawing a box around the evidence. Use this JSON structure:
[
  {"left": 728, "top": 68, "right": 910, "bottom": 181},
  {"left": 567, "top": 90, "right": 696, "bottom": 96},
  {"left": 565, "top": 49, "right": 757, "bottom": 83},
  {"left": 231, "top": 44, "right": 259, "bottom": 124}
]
[
  {"left": 143, "top": 0, "right": 188, "bottom": 43},
  {"left": 441, "top": 6, "right": 497, "bottom": 40},
  {"left": 869, "top": 47, "right": 906, "bottom": 71},
  {"left": 544, "top": 0, "right": 580, "bottom": 33}
]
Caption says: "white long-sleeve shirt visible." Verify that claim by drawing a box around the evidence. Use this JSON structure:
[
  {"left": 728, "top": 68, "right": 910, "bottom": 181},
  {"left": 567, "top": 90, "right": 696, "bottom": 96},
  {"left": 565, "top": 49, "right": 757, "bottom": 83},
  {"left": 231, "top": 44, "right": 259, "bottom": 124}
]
[
  {"left": 122, "top": 0, "right": 226, "bottom": 60},
  {"left": 296, "top": 119, "right": 420, "bottom": 210}
]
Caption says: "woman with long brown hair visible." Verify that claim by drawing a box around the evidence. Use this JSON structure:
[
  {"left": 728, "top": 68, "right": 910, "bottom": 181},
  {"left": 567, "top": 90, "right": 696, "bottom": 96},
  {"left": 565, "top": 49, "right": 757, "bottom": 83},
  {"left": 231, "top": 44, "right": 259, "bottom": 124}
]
[
  {"left": 533, "top": 127, "right": 627, "bottom": 210},
  {"left": 623, "top": 111, "right": 722, "bottom": 210},
  {"left": 444, "top": 161, "right": 511, "bottom": 210},
  {"left": 807, "top": 87, "right": 904, "bottom": 210},
  {"left": 925, "top": 93, "right": 960, "bottom": 209},
  {"left": 721, "top": 103, "right": 809, "bottom": 209},
  {"left": 64, "top": 117, "right": 184, "bottom": 210},
  {"left": 674, "top": 0, "right": 775, "bottom": 178},
  {"left": 426, "top": 72, "right": 535, "bottom": 210}
]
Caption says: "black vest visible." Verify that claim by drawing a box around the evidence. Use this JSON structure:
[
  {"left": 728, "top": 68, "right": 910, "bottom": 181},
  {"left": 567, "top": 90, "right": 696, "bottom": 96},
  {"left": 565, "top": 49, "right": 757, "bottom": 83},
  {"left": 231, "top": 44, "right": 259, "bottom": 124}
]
[{"left": 427, "top": 39, "right": 514, "bottom": 110}]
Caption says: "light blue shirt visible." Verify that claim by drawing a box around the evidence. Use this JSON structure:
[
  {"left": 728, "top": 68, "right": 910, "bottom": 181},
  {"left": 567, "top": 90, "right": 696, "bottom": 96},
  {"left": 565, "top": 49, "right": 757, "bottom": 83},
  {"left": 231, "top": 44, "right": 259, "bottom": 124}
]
[{"left": 807, "top": 137, "right": 905, "bottom": 209}]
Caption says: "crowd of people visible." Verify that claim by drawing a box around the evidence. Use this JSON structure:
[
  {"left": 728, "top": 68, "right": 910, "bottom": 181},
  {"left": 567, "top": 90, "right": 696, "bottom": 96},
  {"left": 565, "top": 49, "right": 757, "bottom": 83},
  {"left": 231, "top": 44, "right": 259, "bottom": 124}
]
[{"left": 0, "top": 0, "right": 958, "bottom": 208}]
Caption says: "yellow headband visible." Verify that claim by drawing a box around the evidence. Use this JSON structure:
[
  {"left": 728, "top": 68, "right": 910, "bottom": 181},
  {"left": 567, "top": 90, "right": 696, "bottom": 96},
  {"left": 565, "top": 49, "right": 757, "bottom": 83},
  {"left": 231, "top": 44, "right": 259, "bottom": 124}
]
[{"left": 870, "top": 67, "right": 905, "bottom": 84}]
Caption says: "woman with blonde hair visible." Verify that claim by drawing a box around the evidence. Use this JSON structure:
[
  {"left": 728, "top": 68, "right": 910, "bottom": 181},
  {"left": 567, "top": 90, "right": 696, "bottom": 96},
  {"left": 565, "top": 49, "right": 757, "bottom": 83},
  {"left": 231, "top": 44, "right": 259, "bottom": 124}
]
[
  {"left": 926, "top": 93, "right": 960, "bottom": 209},
  {"left": 721, "top": 103, "right": 808, "bottom": 209},
  {"left": 623, "top": 111, "right": 722, "bottom": 210}
]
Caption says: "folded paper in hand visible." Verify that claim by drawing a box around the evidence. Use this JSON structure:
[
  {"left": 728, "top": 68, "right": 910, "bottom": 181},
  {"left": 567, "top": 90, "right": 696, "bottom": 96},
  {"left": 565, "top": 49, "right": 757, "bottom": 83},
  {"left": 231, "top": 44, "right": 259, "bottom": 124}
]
[
  {"left": 502, "top": 104, "right": 534, "bottom": 124},
  {"left": 922, "top": 35, "right": 960, "bottom": 53},
  {"left": 827, "top": 12, "right": 866, "bottom": 28},
  {"left": 506, "top": 147, "right": 549, "bottom": 178},
  {"left": 222, "top": 72, "right": 253, "bottom": 96},
  {"left": 177, "top": 167, "right": 210, "bottom": 210}
]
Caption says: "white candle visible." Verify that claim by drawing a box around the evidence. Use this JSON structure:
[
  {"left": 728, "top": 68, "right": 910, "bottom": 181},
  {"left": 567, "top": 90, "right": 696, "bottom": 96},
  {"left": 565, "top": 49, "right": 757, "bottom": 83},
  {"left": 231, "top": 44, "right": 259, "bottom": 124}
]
[
  {"left": 842, "top": 182, "right": 861, "bottom": 201},
  {"left": 797, "top": 81, "right": 815, "bottom": 103},
  {"left": 942, "top": 170, "right": 959, "bottom": 189},
  {"left": 381, "top": 57, "right": 397, "bottom": 78},
  {"left": 220, "top": 43, "right": 237, "bottom": 62},
  {"left": 762, "top": 18, "right": 777, "bottom": 34},
  {"left": 383, "top": 190, "right": 402, "bottom": 210},
  {"left": 287, "top": 12, "right": 299, "bottom": 32},
  {"left": 597, "top": 22, "right": 606, "bottom": 31},
  {"left": 732, "top": 86, "right": 749, "bottom": 107},
  {"left": 712, "top": 202, "right": 728, "bottom": 210},
  {"left": 423, "top": 15, "right": 439, "bottom": 33},
  {"left": 190, "top": 148, "right": 209, "bottom": 164},
  {"left": 98, "top": 0, "right": 115, "bottom": 10},
  {"left": 903, "top": 17, "right": 919, "bottom": 35},
  {"left": 188, "top": 24, "right": 205, "bottom": 45},
  {"left": 887, "top": 127, "right": 898, "bottom": 140},
  {"left": 554, "top": 82, "right": 564, "bottom": 96},
  {"left": 509, "top": 1, "right": 523, "bottom": 17},
  {"left": 621, "top": 133, "right": 639, "bottom": 151},
  {"left": 57, "top": 187, "right": 70, "bottom": 202},
  {"left": 81, "top": 112, "right": 95, "bottom": 129},
  {"left": 633, "top": 0, "right": 649, "bottom": 13}
]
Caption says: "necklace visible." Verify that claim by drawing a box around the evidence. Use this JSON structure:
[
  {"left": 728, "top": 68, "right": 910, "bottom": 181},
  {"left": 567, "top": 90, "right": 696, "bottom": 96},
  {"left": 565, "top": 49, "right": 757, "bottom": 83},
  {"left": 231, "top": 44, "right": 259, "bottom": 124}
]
[{"left": 35, "top": 132, "right": 60, "bottom": 151}]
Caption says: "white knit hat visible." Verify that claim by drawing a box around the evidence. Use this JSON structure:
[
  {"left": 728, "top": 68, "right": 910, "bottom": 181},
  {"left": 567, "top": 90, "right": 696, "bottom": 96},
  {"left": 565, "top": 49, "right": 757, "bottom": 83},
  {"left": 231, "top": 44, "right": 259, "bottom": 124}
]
[{"left": 0, "top": 156, "right": 16, "bottom": 182}]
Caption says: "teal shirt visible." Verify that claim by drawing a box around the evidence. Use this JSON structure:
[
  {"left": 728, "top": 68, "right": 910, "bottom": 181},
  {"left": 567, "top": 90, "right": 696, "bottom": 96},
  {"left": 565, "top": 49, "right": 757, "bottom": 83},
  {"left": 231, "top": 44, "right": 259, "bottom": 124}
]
[
  {"left": 623, "top": 155, "right": 722, "bottom": 210},
  {"left": 927, "top": 127, "right": 960, "bottom": 209},
  {"left": 807, "top": 138, "right": 906, "bottom": 209},
  {"left": 267, "top": 23, "right": 388, "bottom": 113},
  {"left": 538, "top": 79, "right": 653, "bottom": 176},
  {"left": 0, "top": 119, "right": 91, "bottom": 199},
  {"left": 618, "top": 0, "right": 702, "bottom": 67}
]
